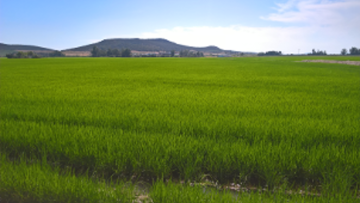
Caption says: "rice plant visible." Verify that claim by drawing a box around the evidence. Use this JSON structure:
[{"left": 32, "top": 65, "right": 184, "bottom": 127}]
[{"left": 0, "top": 56, "right": 359, "bottom": 201}]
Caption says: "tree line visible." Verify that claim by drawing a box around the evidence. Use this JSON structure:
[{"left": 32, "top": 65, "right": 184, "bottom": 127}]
[
  {"left": 257, "top": 51, "right": 282, "bottom": 56},
  {"left": 6, "top": 51, "right": 41, "bottom": 59},
  {"left": 134, "top": 50, "right": 204, "bottom": 57},
  {"left": 179, "top": 50, "right": 204, "bottom": 57},
  {"left": 91, "top": 46, "right": 131, "bottom": 57},
  {"left": 341, "top": 47, "right": 360, "bottom": 55},
  {"left": 6, "top": 50, "right": 66, "bottom": 59},
  {"left": 308, "top": 49, "right": 327, "bottom": 56}
]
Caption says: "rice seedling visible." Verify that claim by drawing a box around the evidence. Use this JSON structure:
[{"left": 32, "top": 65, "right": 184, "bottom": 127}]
[
  {"left": 0, "top": 154, "right": 135, "bottom": 203},
  {"left": 0, "top": 56, "right": 359, "bottom": 201}
]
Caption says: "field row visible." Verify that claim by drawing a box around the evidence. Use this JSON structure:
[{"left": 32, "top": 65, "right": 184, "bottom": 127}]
[
  {"left": 1, "top": 57, "right": 359, "bottom": 201},
  {"left": 1, "top": 155, "right": 357, "bottom": 203},
  {"left": 2, "top": 119, "right": 359, "bottom": 191}
]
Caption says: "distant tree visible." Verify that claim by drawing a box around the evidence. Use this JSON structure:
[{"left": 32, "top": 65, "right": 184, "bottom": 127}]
[
  {"left": 16, "top": 52, "right": 27, "bottom": 58},
  {"left": 33, "top": 54, "right": 41, "bottom": 58},
  {"left": 6, "top": 51, "right": 41, "bottom": 59},
  {"left": 171, "top": 50, "right": 175, "bottom": 57},
  {"left": 27, "top": 51, "right": 34, "bottom": 57},
  {"left": 99, "top": 49, "right": 107, "bottom": 57},
  {"left": 91, "top": 46, "right": 100, "bottom": 57},
  {"left": 308, "top": 49, "right": 327, "bottom": 56},
  {"left": 107, "top": 49, "right": 113, "bottom": 57},
  {"left": 49, "top": 51, "right": 65, "bottom": 57},
  {"left": 266, "top": 51, "right": 281, "bottom": 56},
  {"left": 113, "top": 49, "right": 121, "bottom": 57},
  {"left": 178, "top": 50, "right": 203, "bottom": 57},
  {"left": 349, "top": 47, "right": 359, "bottom": 55},
  {"left": 5, "top": 53, "right": 15, "bottom": 58},
  {"left": 180, "top": 50, "right": 188, "bottom": 57},
  {"left": 341, "top": 48, "right": 347, "bottom": 55},
  {"left": 121, "top": 48, "right": 131, "bottom": 57},
  {"left": 257, "top": 51, "right": 281, "bottom": 56}
]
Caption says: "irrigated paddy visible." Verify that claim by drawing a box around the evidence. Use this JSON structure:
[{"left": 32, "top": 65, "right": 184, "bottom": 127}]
[{"left": 1, "top": 56, "right": 359, "bottom": 202}]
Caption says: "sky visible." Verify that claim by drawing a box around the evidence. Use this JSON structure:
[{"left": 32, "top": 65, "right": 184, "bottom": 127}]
[{"left": 0, "top": 0, "right": 359, "bottom": 54}]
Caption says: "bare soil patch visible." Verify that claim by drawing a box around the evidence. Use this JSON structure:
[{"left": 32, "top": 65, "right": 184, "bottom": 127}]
[
  {"left": 62, "top": 51, "right": 91, "bottom": 57},
  {"left": 299, "top": 60, "right": 360, "bottom": 66}
]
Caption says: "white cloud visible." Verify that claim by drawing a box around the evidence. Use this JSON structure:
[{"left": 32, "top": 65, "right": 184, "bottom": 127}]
[
  {"left": 138, "top": 24, "right": 357, "bottom": 54},
  {"left": 137, "top": 0, "right": 359, "bottom": 54},
  {"left": 263, "top": 0, "right": 360, "bottom": 27},
  {"left": 274, "top": 0, "right": 300, "bottom": 13},
  {"left": 139, "top": 26, "right": 311, "bottom": 53}
]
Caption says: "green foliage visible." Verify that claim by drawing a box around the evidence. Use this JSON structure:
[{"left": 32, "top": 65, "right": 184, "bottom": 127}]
[
  {"left": 2, "top": 155, "right": 355, "bottom": 203},
  {"left": 349, "top": 47, "right": 360, "bottom": 55},
  {"left": 91, "top": 46, "right": 131, "bottom": 57},
  {"left": 309, "top": 49, "right": 327, "bottom": 55},
  {"left": 49, "top": 50, "right": 65, "bottom": 57},
  {"left": 341, "top": 48, "right": 347, "bottom": 55},
  {"left": 0, "top": 56, "right": 359, "bottom": 201},
  {"left": 0, "top": 50, "right": 15, "bottom": 57},
  {"left": 258, "top": 51, "right": 282, "bottom": 56},
  {"left": 91, "top": 46, "right": 100, "bottom": 57},
  {"left": 91, "top": 46, "right": 107, "bottom": 57},
  {"left": 121, "top": 48, "right": 131, "bottom": 57},
  {"left": 106, "top": 48, "right": 122, "bottom": 57},
  {"left": 16, "top": 51, "right": 27, "bottom": 58},
  {"left": 179, "top": 50, "right": 204, "bottom": 57},
  {"left": 6, "top": 51, "right": 40, "bottom": 59},
  {"left": 171, "top": 50, "right": 175, "bottom": 57},
  {"left": 0, "top": 155, "right": 135, "bottom": 203},
  {"left": 27, "top": 51, "right": 34, "bottom": 57},
  {"left": 112, "top": 48, "right": 121, "bottom": 57},
  {"left": 5, "top": 53, "right": 15, "bottom": 58}
]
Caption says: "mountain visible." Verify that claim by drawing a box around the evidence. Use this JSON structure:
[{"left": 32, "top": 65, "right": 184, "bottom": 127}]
[
  {"left": 65, "top": 38, "right": 236, "bottom": 53},
  {"left": 0, "top": 43, "right": 54, "bottom": 56},
  {"left": 1, "top": 38, "right": 248, "bottom": 56},
  {"left": 0, "top": 43, "right": 53, "bottom": 51}
]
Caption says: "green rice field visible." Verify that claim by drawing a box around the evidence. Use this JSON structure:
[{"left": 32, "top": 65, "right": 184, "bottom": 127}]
[{"left": 1, "top": 56, "right": 359, "bottom": 202}]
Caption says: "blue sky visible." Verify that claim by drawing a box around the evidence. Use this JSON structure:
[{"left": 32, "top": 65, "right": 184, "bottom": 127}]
[{"left": 1, "top": 0, "right": 359, "bottom": 53}]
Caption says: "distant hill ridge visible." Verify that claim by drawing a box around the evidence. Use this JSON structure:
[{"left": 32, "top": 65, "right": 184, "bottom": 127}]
[
  {"left": 1, "top": 38, "right": 244, "bottom": 56},
  {"left": 0, "top": 43, "right": 53, "bottom": 51},
  {"left": 65, "top": 38, "right": 233, "bottom": 53},
  {"left": 0, "top": 43, "right": 54, "bottom": 57}
]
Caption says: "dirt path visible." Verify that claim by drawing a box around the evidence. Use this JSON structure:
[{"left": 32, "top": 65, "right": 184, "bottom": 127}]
[{"left": 299, "top": 60, "right": 360, "bottom": 66}]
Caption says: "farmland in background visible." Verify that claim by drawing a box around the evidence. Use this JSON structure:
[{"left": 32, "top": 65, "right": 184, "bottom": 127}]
[{"left": 1, "top": 56, "right": 359, "bottom": 202}]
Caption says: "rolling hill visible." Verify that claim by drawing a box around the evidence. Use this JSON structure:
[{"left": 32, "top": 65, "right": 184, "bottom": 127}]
[
  {"left": 0, "top": 43, "right": 54, "bottom": 57},
  {"left": 1, "top": 38, "right": 249, "bottom": 57},
  {"left": 64, "top": 38, "right": 238, "bottom": 54},
  {"left": 0, "top": 43, "right": 53, "bottom": 51}
]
